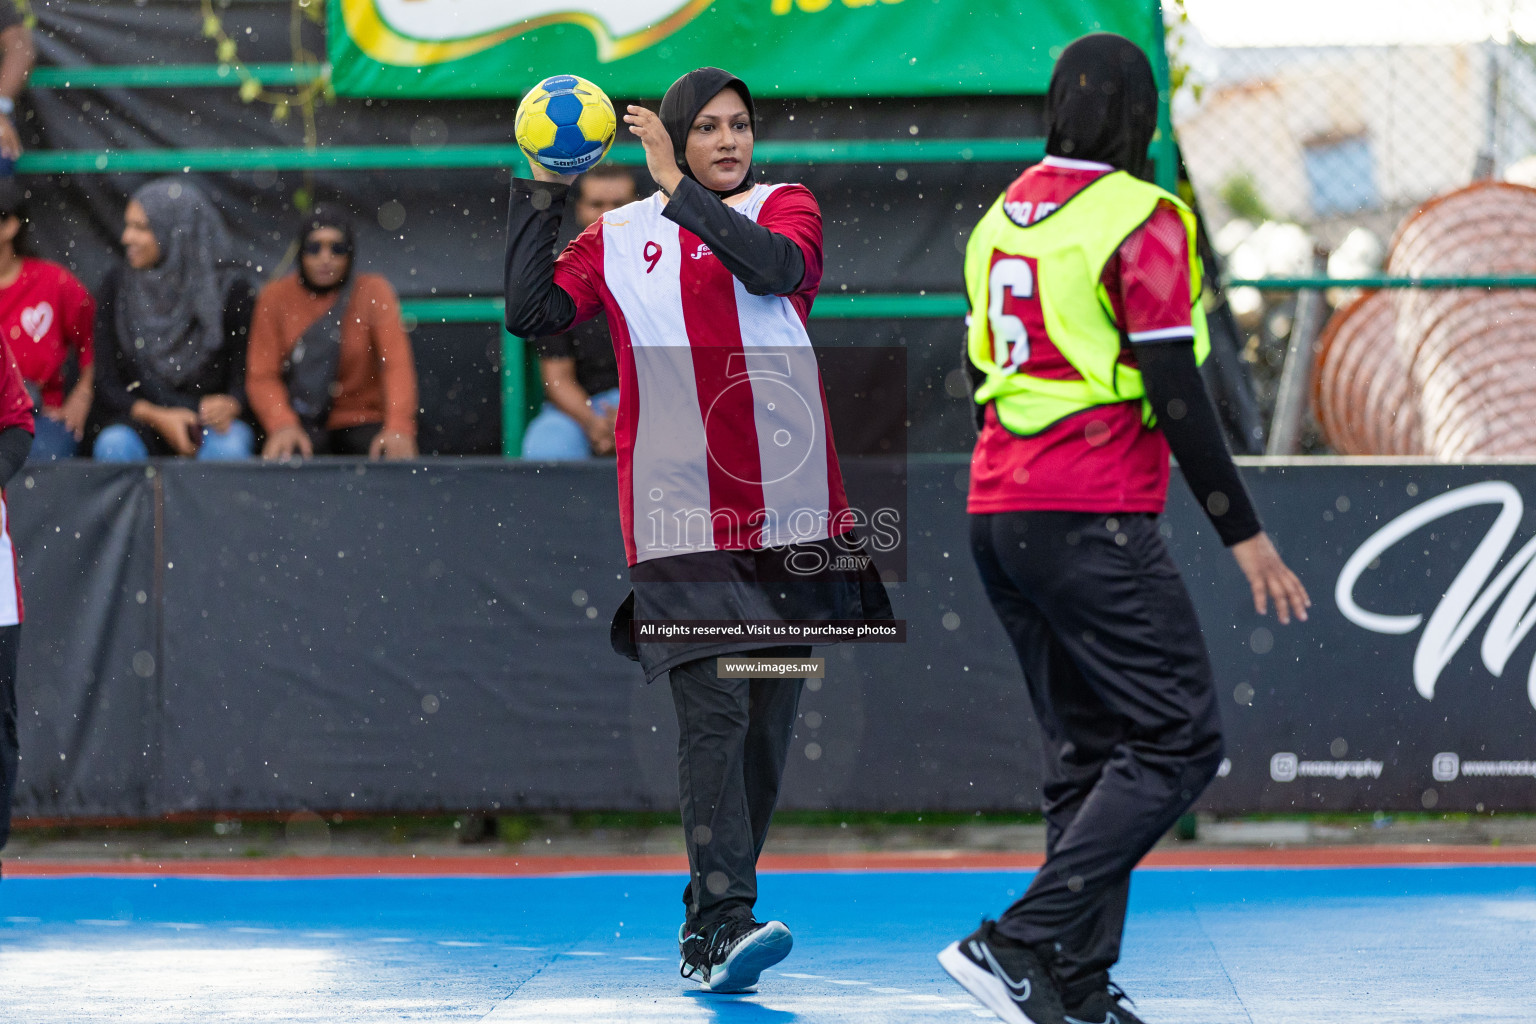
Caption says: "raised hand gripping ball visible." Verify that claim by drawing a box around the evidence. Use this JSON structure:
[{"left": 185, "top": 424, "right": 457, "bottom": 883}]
[{"left": 515, "top": 74, "right": 616, "bottom": 174}]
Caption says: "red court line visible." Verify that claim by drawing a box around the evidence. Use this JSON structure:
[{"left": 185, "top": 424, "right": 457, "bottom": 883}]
[{"left": 6, "top": 845, "right": 1536, "bottom": 878}]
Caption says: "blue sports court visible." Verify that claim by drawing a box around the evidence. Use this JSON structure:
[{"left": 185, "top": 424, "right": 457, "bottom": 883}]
[{"left": 2, "top": 858, "right": 1531, "bottom": 1023}]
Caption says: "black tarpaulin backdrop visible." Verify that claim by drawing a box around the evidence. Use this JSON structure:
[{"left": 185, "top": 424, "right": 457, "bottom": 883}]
[{"left": 11, "top": 459, "right": 1536, "bottom": 819}]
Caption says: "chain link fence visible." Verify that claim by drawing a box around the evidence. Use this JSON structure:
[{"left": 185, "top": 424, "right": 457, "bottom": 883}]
[{"left": 1172, "top": 2, "right": 1536, "bottom": 453}]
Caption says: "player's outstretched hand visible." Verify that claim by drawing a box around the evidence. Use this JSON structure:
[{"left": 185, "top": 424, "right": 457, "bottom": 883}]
[
  {"left": 624, "top": 105, "right": 683, "bottom": 197},
  {"left": 1230, "top": 531, "right": 1310, "bottom": 624}
]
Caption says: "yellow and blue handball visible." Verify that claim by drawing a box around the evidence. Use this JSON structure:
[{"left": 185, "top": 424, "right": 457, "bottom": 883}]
[{"left": 515, "top": 74, "right": 616, "bottom": 174}]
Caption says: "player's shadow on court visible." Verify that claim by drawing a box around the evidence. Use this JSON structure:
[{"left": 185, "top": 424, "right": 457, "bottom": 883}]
[{"left": 683, "top": 991, "right": 799, "bottom": 1022}]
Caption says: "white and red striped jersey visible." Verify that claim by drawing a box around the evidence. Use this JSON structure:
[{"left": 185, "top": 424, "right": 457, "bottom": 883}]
[
  {"left": 552, "top": 183, "right": 852, "bottom": 565},
  {"left": 0, "top": 333, "right": 33, "bottom": 625}
]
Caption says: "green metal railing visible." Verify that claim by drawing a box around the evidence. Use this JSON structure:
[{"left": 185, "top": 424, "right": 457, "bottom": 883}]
[
  {"left": 1226, "top": 276, "right": 1536, "bottom": 290},
  {"left": 29, "top": 63, "right": 321, "bottom": 90},
  {"left": 12, "top": 138, "right": 1047, "bottom": 176},
  {"left": 396, "top": 293, "right": 968, "bottom": 326}
]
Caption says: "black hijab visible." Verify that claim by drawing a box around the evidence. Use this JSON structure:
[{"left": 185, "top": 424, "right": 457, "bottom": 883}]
[
  {"left": 1045, "top": 33, "right": 1159, "bottom": 179},
  {"left": 657, "top": 67, "right": 756, "bottom": 198},
  {"left": 296, "top": 203, "right": 356, "bottom": 294}
]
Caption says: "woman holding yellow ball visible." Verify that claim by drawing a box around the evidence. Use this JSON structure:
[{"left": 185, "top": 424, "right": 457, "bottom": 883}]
[{"left": 505, "top": 67, "right": 892, "bottom": 994}]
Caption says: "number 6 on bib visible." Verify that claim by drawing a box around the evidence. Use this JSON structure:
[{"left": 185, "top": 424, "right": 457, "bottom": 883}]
[{"left": 988, "top": 257, "right": 1034, "bottom": 369}]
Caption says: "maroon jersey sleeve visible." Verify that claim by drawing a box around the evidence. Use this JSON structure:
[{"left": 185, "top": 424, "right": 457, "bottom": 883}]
[
  {"left": 758, "top": 185, "right": 824, "bottom": 300},
  {"left": 1106, "top": 202, "right": 1195, "bottom": 344},
  {"left": 551, "top": 219, "right": 607, "bottom": 326},
  {"left": 0, "top": 335, "right": 35, "bottom": 433}
]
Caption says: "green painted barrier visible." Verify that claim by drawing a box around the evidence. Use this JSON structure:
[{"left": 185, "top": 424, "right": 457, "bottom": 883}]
[{"left": 500, "top": 329, "right": 526, "bottom": 458}]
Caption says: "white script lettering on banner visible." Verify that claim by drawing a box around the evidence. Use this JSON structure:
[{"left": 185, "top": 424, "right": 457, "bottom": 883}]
[{"left": 1336, "top": 481, "right": 1536, "bottom": 709}]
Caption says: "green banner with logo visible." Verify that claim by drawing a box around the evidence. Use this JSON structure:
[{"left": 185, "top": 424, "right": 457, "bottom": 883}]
[{"left": 329, "top": 0, "right": 1160, "bottom": 99}]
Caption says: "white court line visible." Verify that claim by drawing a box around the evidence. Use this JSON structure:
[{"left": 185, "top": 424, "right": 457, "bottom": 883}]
[
  {"left": 230, "top": 926, "right": 279, "bottom": 934},
  {"left": 826, "top": 979, "right": 870, "bottom": 985},
  {"left": 75, "top": 919, "right": 128, "bottom": 927},
  {"left": 154, "top": 922, "right": 204, "bottom": 930},
  {"left": 372, "top": 937, "right": 412, "bottom": 943},
  {"left": 437, "top": 940, "right": 484, "bottom": 947},
  {"left": 5, "top": 916, "right": 41, "bottom": 923}
]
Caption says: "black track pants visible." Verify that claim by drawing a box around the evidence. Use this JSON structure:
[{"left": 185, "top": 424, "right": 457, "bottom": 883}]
[
  {"left": 669, "top": 645, "right": 807, "bottom": 930},
  {"left": 0, "top": 624, "right": 20, "bottom": 852},
  {"left": 971, "top": 511, "right": 1224, "bottom": 996}
]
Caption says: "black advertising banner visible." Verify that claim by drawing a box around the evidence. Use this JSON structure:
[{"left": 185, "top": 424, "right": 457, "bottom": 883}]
[
  {"left": 1172, "top": 462, "right": 1536, "bottom": 814},
  {"left": 12, "top": 458, "right": 1536, "bottom": 819},
  {"left": 7, "top": 466, "right": 157, "bottom": 819}
]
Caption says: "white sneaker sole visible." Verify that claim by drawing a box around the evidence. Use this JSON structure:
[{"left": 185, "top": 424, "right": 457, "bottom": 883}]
[
  {"left": 706, "top": 921, "right": 793, "bottom": 993},
  {"left": 938, "top": 942, "right": 1038, "bottom": 1024}
]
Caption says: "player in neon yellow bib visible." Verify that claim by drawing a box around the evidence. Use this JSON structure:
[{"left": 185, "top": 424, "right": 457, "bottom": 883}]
[{"left": 939, "top": 33, "right": 1310, "bottom": 1024}]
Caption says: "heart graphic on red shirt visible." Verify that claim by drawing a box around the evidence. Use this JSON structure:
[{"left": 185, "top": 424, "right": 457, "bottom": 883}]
[{"left": 19, "top": 302, "right": 53, "bottom": 343}]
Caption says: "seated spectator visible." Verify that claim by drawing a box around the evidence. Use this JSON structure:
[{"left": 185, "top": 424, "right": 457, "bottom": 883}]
[
  {"left": 93, "top": 179, "right": 255, "bottom": 461},
  {"left": 521, "top": 166, "right": 634, "bottom": 460},
  {"left": 0, "top": 180, "right": 94, "bottom": 460},
  {"left": 247, "top": 204, "right": 418, "bottom": 459},
  {"left": 0, "top": 1, "right": 33, "bottom": 175}
]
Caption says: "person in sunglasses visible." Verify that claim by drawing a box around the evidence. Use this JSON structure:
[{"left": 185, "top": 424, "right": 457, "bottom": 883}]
[{"left": 246, "top": 204, "right": 418, "bottom": 459}]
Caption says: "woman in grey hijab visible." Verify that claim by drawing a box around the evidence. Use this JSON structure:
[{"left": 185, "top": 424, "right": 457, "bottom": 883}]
[{"left": 93, "top": 178, "right": 256, "bottom": 460}]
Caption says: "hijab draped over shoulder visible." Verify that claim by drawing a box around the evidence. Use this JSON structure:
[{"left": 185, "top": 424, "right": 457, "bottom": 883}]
[{"left": 117, "top": 178, "right": 244, "bottom": 388}]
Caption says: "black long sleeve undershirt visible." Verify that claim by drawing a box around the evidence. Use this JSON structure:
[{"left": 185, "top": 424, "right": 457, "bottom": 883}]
[
  {"left": 503, "top": 175, "right": 810, "bottom": 342},
  {"left": 1138, "top": 339, "right": 1262, "bottom": 547},
  {"left": 660, "top": 177, "right": 806, "bottom": 296},
  {"left": 0, "top": 426, "right": 31, "bottom": 488},
  {"left": 504, "top": 179, "right": 578, "bottom": 339}
]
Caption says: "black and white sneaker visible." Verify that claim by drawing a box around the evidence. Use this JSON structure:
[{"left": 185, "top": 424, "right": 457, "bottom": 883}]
[
  {"left": 679, "top": 917, "right": 793, "bottom": 993},
  {"left": 1065, "top": 983, "right": 1148, "bottom": 1024},
  {"left": 678, "top": 922, "right": 695, "bottom": 974},
  {"left": 938, "top": 919, "right": 1067, "bottom": 1024}
]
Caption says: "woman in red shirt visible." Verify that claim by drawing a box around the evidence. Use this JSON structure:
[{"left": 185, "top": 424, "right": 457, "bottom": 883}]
[{"left": 0, "top": 180, "right": 94, "bottom": 460}]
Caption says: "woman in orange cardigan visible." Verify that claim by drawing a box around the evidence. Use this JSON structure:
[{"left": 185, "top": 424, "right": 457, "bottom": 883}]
[{"left": 247, "top": 205, "right": 419, "bottom": 459}]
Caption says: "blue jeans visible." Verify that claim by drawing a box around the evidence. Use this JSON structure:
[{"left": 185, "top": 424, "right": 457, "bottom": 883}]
[
  {"left": 28, "top": 415, "right": 80, "bottom": 461},
  {"left": 521, "top": 387, "right": 620, "bottom": 460},
  {"left": 94, "top": 420, "right": 255, "bottom": 462}
]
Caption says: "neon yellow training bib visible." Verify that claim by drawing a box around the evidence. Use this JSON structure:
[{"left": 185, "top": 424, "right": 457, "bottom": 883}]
[{"left": 964, "top": 170, "right": 1210, "bottom": 437}]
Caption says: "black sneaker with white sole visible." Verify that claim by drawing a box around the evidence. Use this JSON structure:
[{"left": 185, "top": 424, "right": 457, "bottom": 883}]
[
  {"left": 938, "top": 919, "right": 1067, "bottom": 1024},
  {"left": 678, "top": 922, "right": 698, "bottom": 974},
  {"left": 1064, "top": 983, "right": 1148, "bottom": 1024},
  {"left": 679, "top": 916, "right": 793, "bottom": 993}
]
